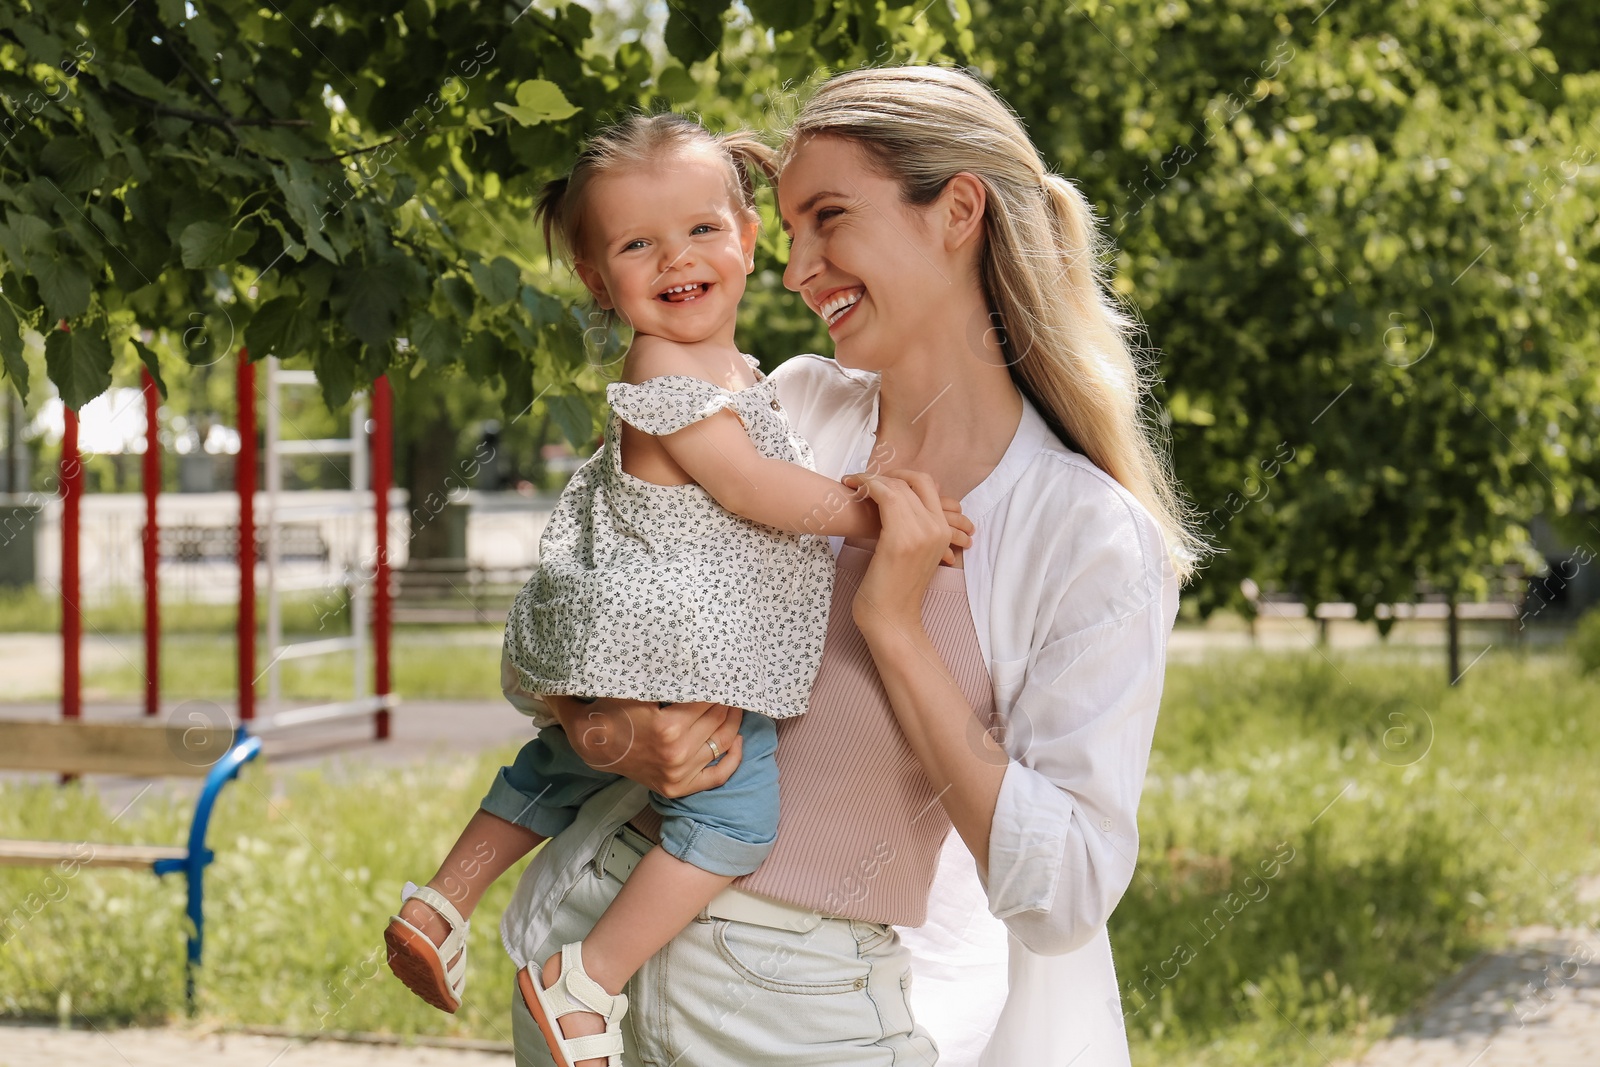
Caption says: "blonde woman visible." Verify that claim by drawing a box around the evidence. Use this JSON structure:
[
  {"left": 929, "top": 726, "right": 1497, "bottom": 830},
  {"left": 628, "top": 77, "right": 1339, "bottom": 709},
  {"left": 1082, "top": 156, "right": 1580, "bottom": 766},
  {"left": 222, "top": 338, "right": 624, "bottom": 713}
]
[{"left": 498, "top": 65, "right": 1200, "bottom": 1066}]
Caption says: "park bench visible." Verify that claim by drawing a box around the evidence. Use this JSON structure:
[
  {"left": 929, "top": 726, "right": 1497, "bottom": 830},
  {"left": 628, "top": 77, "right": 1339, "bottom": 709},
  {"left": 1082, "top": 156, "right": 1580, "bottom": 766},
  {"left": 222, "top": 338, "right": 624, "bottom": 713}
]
[{"left": 0, "top": 719, "right": 262, "bottom": 1008}]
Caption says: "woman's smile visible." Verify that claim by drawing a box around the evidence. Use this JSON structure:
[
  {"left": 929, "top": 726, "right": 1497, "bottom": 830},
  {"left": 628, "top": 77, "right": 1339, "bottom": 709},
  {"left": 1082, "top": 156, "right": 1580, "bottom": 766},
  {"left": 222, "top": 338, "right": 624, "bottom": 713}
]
[{"left": 818, "top": 286, "right": 865, "bottom": 329}]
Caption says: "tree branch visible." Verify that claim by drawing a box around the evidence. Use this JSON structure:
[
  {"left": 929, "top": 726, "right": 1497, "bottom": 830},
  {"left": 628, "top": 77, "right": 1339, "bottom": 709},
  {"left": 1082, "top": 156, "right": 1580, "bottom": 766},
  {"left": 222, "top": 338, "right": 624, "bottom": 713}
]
[
  {"left": 309, "top": 136, "right": 404, "bottom": 164},
  {"left": 105, "top": 82, "right": 312, "bottom": 128}
]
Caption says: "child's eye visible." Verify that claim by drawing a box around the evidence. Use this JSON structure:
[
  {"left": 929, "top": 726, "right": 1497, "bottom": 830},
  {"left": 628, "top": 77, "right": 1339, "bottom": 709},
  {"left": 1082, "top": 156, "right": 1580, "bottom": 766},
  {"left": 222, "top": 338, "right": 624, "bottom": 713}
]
[
  {"left": 691, "top": 224, "right": 715, "bottom": 235},
  {"left": 622, "top": 239, "right": 646, "bottom": 251}
]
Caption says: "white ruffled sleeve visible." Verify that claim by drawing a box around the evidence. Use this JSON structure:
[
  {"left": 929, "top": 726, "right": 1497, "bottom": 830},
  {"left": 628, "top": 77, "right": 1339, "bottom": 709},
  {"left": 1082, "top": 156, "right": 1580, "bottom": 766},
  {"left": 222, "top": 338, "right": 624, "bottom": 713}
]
[{"left": 606, "top": 376, "right": 742, "bottom": 436}]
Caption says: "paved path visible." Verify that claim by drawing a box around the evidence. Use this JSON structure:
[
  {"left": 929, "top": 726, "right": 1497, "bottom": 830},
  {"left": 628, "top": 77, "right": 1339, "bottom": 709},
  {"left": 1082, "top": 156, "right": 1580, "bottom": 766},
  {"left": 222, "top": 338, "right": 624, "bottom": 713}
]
[
  {"left": 1337, "top": 926, "right": 1600, "bottom": 1067},
  {"left": 0, "top": 1023, "right": 508, "bottom": 1066}
]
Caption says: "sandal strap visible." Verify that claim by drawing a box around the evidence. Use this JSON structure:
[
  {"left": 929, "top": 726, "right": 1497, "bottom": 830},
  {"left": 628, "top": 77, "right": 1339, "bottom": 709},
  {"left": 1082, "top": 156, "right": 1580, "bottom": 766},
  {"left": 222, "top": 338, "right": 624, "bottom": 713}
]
[
  {"left": 556, "top": 943, "right": 620, "bottom": 1017},
  {"left": 402, "top": 882, "right": 469, "bottom": 934},
  {"left": 563, "top": 1032, "right": 624, "bottom": 1060}
]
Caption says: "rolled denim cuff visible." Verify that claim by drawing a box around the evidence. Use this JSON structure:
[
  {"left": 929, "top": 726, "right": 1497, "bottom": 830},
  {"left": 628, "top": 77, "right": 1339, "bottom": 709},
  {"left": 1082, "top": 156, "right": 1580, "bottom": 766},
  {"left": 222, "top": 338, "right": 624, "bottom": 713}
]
[
  {"left": 479, "top": 767, "right": 578, "bottom": 839},
  {"left": 657, "top": 817, "right": 775, "bottom": 878}
]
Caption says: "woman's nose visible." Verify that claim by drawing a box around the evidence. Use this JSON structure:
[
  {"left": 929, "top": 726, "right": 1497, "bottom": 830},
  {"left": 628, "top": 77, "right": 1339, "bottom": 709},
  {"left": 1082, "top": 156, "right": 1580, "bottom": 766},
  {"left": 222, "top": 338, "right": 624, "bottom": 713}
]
[{"left": 782, "top": 232, "right": 817, "bottom": 293}]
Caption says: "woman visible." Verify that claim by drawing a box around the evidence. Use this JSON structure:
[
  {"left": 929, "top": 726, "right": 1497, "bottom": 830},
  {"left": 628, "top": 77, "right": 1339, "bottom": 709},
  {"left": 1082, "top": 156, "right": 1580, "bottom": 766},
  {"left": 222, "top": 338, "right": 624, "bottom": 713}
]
[{"left": 493, "top": 65, "right": 1200, "bottom": 1066}]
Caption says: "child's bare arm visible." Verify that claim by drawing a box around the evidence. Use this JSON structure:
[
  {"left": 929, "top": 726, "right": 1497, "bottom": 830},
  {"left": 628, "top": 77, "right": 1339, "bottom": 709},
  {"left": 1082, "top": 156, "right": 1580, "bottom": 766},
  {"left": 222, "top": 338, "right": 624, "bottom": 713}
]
[
  {"left": 658, "top": 409, "right": 879, "bottom": 537},
  {"left": 621, "top": 338, "right": 877, "bottom": 537}
]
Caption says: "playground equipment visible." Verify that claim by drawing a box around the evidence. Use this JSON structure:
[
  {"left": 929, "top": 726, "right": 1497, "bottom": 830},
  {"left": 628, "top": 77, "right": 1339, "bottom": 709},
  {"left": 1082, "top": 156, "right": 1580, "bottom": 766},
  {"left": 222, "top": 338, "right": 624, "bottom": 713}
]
[
  {"left": 0, "top": 718, "right": 262, "bottom": 1011},
  {"left": 55, "top": 348, "right": 394, "bottom": 737}
]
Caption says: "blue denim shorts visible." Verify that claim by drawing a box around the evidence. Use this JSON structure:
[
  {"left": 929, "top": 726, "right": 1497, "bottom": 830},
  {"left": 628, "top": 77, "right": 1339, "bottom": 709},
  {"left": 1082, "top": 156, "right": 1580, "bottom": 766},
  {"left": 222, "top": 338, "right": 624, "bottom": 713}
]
[{"left": 480, "top": 711, "right": 778, "bottom": 877}]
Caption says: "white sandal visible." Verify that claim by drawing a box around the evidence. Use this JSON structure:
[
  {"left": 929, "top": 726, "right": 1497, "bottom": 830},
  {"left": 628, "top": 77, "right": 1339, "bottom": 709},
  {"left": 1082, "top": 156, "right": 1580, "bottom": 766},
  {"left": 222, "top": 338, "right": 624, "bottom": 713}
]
[
  {"left": 518, "top": 942, "right": 629, "bottom": 1067},
  {"left": 384, "top": 881, "right": 469, "bottom": 1013}
]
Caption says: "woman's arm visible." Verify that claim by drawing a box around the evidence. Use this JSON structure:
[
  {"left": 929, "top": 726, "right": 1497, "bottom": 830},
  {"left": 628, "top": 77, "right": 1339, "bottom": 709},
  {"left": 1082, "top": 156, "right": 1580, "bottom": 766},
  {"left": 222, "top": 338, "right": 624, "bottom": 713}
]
[
  {"left": 846, "top": 470, "right": 1007, "bottom": 873},
  {"left": 849, "top": 467, "right": 1177, "bottom": 957}
]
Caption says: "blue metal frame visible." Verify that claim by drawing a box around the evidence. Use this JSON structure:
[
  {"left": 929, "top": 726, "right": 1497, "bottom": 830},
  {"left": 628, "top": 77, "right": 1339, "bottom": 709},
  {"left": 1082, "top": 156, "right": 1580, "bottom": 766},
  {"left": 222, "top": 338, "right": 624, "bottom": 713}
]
[{"left": 152, "top": 728, "right": 262, "bottom": 1011}]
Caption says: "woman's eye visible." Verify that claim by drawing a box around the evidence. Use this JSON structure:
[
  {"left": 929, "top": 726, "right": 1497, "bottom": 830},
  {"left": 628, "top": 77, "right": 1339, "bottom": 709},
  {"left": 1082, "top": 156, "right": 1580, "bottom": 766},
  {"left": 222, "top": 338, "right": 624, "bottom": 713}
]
[{"left": 817, "top": 207, "right": 842, "bottom": 223}]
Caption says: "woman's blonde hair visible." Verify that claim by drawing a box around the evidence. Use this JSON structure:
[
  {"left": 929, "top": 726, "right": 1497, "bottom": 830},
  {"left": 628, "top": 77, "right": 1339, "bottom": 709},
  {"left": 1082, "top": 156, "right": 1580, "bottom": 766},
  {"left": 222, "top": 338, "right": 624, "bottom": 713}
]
[
  {"left": 780, "top": 66, "right": 1204, "bottom": 582},
  {"left": 535, "top": 112, "right": 775, "bottom": 267}
]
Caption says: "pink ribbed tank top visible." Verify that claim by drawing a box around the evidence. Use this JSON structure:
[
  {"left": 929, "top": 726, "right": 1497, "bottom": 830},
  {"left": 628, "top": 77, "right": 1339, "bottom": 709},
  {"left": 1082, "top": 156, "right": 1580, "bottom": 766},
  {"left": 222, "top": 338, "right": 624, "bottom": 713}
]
[{"left": 632, "top": 542, "right": 996, "bottom": 927}]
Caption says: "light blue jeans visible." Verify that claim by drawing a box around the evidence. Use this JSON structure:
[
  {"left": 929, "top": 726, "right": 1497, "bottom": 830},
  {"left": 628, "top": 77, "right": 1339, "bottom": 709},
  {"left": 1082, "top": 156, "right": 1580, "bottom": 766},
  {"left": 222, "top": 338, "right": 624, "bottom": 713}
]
[
  {"left": 480, "top": 711, "right": 779, "bottom": 877},
  {"left": 510, "top": 826, "right": 939, "bottom": 1067}
]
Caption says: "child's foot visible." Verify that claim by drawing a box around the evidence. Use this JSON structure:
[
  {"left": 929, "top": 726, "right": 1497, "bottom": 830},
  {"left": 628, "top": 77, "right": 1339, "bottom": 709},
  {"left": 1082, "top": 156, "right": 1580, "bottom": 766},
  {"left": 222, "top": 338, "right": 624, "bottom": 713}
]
[
  {"left": 518, "top": 942, "right": 627, "bottom": 1067},
  {"left": 385, "top": 882, "right": 470, "bottom": 1013},
  {"left": 542, "top": 952, "right": 607, "bottom": 1067}
]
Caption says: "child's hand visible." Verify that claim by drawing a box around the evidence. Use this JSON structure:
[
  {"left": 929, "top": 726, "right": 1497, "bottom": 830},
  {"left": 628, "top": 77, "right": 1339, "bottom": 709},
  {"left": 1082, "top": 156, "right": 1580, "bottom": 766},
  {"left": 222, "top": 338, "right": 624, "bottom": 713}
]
[{"left": 842, "top": 474, "right": 974, "bottom": 566}]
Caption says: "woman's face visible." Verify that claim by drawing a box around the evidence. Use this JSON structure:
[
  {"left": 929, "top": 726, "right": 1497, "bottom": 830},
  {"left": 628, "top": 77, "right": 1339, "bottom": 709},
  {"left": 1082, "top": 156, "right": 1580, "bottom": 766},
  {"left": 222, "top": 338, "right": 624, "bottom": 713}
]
[{"left": 778, "top": 135, "right": 951, "bottom": 373}]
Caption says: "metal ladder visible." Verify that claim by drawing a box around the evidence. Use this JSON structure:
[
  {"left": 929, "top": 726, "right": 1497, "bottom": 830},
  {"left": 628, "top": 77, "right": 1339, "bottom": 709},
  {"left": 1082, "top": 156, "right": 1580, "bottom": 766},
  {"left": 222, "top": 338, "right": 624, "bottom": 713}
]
[{"left": 258, "top": 359, "right": 395, "bottom": 732}]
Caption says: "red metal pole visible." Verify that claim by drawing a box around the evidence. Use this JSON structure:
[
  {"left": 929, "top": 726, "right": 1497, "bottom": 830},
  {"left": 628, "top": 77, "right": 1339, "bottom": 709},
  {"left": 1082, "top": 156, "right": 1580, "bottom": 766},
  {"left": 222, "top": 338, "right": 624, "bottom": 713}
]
[
  {"left": 61, "top": 405, "right": 81, "bottom": 724},
  {"left": 372, "top": 375, "right": 392, "bottom": 741},
  {"left": 141, "top": 368, "right": 160, "bottom": 717},
  {"left": 236, "top": 352, "right": 256, "bottom": 723}
]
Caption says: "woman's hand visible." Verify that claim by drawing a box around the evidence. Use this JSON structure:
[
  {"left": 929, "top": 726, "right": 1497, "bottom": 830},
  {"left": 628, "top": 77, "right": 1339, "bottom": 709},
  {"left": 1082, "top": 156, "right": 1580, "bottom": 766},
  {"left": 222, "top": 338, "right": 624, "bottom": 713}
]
[
  {"left": 542, "top": 695, "right": 745, "bottom": 798},
  {"left": 841, "top": 469, "right": 974, "bottom": 633}
]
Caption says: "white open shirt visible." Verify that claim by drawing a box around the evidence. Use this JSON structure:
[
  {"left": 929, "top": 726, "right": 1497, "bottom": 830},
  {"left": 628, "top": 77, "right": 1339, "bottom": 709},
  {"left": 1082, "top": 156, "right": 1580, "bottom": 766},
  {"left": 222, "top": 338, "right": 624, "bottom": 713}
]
[
  {"left": 499, "top": 353, "right": 1179, "bottom": 1067},
  {"left": 772, "top": 354, "right": 1180, "bottom": 1067}
]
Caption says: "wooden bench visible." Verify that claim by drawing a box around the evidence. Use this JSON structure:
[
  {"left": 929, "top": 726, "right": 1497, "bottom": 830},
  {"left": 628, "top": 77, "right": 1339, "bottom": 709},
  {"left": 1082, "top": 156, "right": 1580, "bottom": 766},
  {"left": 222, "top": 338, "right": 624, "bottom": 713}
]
[{"left": 0, "top": 719, "right": 262, "bottom": 1009}]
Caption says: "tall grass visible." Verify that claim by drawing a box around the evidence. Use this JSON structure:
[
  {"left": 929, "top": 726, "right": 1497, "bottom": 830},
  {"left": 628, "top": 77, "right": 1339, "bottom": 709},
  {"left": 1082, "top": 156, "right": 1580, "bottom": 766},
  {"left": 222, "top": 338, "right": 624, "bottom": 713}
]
[{"left": 1, "top": 648, "right": 1596, "bottom": 1063}]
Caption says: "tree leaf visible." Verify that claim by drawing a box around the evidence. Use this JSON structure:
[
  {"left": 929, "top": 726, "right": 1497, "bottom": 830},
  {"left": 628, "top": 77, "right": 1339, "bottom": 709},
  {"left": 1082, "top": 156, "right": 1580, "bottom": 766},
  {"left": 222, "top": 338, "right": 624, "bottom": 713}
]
[
  {"left": 40, "top": 137, "right": 107, "bottom": 195},
  {"left": 498, "top": 345, "right": 533, "bottom": 420},
  {"left": 493, "top": 80, "right": 581, "bottom": 126},
  {"left": 339, "top": 266, "right": 406, "bottom": 348},
  {"left": 33, "top": 256, "right": 92, "bottom": 320},
  {"left": 408, "top": 310, "right": 460, "bottom": 367},
  {"left": 470, "top": 256, "right": 520, "bottom": 306},
  {"left": 131, "top": 337, "right": 167, "bottom": 400},
  {"left": 664, "top": 0, "right": 732, "bottom": 64},
  {"left": 547, "top": 394, "right": 594, "bottom": 450},
  {"left": 44, "top": 323, "right": 114, "bottom": 411},
  {"left": 179, "top": 221, "right": 258, "bottom": 269},
  {"left": 311, "top": 345, "right": 356, "bottom": 411},
  {"left": 247, "top": 296, "right": 316, "bottom": 360},
  {"left": 0, "top": 299, "right": 28, "bottom": 400}
]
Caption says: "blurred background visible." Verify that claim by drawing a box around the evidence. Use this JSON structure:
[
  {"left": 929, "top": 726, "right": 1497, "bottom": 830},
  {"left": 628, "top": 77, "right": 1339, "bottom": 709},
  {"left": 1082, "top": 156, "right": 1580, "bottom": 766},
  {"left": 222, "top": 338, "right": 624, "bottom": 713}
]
[{"left": 0, "top": 1, "right": 1597, "bottom": 1065}]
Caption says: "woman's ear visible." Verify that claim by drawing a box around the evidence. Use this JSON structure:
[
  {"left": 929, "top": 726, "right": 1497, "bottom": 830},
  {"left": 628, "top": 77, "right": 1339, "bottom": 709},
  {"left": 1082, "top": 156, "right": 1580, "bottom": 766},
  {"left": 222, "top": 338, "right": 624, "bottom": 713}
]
[
  {"left": 574, "top": 261, "right": 614, "bottom": 310},
  {"left": 939, "top": 172, "right": 988, "bottom": 254}
]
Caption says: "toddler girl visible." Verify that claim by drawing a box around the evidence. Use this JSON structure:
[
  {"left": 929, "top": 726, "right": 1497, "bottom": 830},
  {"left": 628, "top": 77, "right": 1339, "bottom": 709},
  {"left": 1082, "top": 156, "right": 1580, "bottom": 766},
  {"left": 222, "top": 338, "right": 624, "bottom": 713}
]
[{"left": 383, "top": 113, "right": 969, "bottom": 1067}]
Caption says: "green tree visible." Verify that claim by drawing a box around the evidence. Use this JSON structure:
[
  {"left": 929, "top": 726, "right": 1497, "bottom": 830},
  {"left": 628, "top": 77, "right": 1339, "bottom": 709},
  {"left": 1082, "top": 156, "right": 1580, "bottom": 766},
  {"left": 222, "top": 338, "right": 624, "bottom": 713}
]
[
  {"left": 972, "top": 0, "right": 1600, "bottom": 669},
  {"left": 0, "top": 0, "right": 967, "bottom": 433}
]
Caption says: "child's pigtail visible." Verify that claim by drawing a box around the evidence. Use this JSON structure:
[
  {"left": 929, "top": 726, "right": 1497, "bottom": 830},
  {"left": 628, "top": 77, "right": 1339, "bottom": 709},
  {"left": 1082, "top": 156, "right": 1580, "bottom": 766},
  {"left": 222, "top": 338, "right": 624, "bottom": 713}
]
[
  {"left": 716, "top": 130, "right": 777, "bottom": 212},
  {"left": 535, "top": 175, "right": 571, "bottom": 262}
]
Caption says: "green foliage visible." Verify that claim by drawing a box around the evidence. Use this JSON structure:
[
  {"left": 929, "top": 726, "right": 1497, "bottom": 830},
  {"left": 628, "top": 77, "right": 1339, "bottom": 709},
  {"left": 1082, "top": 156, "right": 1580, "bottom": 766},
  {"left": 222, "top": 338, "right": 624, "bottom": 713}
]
[
  {"left": 0, "top": 0, "right": 970, "bottom": 416},
  {"left": 973, "top": 0, "right": 1600, "bottom": 616},
  {"left": 1573, "top": 605, "right": 1600, "bottom": 674}
]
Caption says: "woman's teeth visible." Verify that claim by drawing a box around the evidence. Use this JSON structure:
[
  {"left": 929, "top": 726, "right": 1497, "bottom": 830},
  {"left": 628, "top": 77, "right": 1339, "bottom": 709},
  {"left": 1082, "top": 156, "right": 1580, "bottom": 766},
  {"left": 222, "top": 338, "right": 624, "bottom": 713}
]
[
  {"left": 821, "top": 289, "right": 862, "bottom": 325},
  {"left": 660, "top": 283, "right": 706, "bottom": 302}
]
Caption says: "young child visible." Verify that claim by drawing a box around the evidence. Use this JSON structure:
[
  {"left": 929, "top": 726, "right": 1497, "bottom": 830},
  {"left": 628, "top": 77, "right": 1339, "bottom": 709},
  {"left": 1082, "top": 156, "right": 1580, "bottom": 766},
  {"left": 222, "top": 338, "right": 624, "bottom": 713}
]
[{"left": 383, "top": 114, "right": 970, "bottom": 1067}]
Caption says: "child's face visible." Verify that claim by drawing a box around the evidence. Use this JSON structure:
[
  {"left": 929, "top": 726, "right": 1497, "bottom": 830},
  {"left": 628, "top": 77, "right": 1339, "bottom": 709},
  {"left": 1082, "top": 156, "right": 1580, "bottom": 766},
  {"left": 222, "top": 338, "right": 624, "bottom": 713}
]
[{"left": 574, "top": 149, "right": 760, "bottom": 346}]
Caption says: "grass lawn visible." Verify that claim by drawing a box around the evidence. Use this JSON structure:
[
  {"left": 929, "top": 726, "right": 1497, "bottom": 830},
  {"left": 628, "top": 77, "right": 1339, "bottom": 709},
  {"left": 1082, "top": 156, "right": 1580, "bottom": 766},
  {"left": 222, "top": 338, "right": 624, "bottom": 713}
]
[
  {"left": 2, "top": 645, "right": 1597, "bottom": 1064},
  {"left": 80, "top": 630, "right": 506, "bottom": 703}
]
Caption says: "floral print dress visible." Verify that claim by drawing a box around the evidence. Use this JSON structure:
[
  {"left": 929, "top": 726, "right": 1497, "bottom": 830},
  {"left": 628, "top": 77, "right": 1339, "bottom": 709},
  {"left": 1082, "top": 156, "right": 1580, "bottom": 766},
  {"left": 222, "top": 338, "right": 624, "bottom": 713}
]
[{"left": 502, "top": 353, "right": 836, "bottom": 723}]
